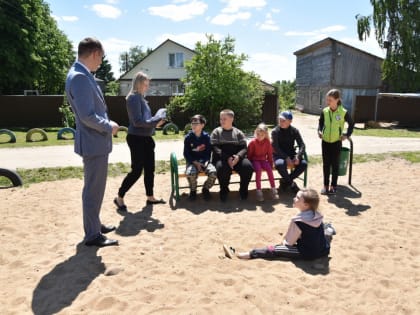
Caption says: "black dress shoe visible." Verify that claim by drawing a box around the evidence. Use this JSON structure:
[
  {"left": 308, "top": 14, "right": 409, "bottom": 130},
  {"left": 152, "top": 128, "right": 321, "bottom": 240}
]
[
  {"left": 85, "top": 234, "right": 118, "bottom": 247},
  {"left": 113, "top": 198, "right": 127, "bottom": 211},
  {"left": 146, "top": 199, "right": 166, "bottom": 205},
  {"left": 101, "top": 224, "right": 116, "bottom": 234}
]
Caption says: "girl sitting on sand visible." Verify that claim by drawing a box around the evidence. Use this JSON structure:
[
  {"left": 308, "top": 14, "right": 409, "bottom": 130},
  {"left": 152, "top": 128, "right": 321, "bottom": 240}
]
[
  {"left": 247, "top": 123, "right": 279, "bottom": 201},
  {"left": 224, "top": 188, "right": 334, "bottom": 260}
]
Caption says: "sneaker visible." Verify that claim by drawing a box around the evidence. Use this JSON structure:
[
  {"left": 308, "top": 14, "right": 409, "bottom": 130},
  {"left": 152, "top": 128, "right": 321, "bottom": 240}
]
[
  {"left": 202, "top": 188, "right": 211, "bottom": 200},
  {"left": 324, "top": 223, "right": 337, "bottom": 236},
  {"left": 220, "top": 191, "right": 228, "bottom": 202},
  {"left": 320, "top": 186, "right": 329, "bottom": 195},
  {"left": 239, "top": 189, "right": 248, "bottom": 201},
  {"left": 290, "top": 182, "right": 300, "bottom": 193},
  {"left": 256, "top": 189, "right": 264, "bottom": 202},
  {"left": 328, "top": 186, "right": 337, "bottom": 195},
  {"left": 223, "top": 244, "right": 235, "bottom": 259},
  {"left": 188, "top": 191, "right": 197, "bottom": 201},
  {"left": 279, "top": 179, "right": 288, "bottom": 191},
  {"left": 271, "top": 187, "right": 279, "bottom": 200}
]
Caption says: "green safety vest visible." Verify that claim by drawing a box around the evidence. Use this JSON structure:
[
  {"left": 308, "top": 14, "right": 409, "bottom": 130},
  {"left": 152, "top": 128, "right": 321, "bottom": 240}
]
[{"left": 321, "top": 105, "right": 347, "bottom": 143}]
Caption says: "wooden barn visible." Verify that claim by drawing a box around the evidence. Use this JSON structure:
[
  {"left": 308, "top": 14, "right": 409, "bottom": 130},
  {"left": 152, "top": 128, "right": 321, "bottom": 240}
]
[{"left": 294, "top": 37, "right": 383, "bottom": 115}]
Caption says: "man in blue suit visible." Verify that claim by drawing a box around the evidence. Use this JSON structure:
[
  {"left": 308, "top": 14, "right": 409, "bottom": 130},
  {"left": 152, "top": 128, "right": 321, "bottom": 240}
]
[{"left": 65, "top": 37, "right": 119, "bottom": 247}]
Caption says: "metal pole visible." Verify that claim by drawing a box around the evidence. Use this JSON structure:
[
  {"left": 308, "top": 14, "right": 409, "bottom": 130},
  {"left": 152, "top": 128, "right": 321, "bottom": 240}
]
[{"left": 348, "top": 137, "right": 353, "bottom": 185}]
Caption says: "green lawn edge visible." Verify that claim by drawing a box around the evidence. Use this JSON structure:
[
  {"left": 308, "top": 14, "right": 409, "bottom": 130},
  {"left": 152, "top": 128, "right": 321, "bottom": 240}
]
[{"left": 1, "top": 151, "right": 419, "bottom": 187}]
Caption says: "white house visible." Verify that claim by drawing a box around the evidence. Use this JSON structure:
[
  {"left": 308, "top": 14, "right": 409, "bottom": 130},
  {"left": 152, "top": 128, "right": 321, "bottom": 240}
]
[{"left": 119, "top": 39, "right": 196, "bottom": 96}]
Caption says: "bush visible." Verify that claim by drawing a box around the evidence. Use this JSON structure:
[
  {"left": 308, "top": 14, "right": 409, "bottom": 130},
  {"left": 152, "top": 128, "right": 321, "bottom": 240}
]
[{"left": 58, "top": 94, "right": 75, "bottom": 128}]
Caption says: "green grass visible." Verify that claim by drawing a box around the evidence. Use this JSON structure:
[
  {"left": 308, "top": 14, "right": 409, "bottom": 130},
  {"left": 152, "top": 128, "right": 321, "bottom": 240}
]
[
  {"left": 0, "top": 128, "right": 183, "bottom": 148},
  {"left": 307, "top": 151, "right": 420, "bottom": 165},
  {"left": 352, "top": 128, "right": 420, "bottom": 138},
  {"left": 0, "top": 160, "right": 172, "bottom": 187},
  {"left": 1, "top": 152, "right": 418, "bottom": 187}
]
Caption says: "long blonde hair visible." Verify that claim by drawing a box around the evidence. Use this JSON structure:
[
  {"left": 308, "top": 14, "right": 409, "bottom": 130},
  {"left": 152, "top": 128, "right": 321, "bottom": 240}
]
[
  {"left": 254, "top": 123, "right": 270, "bottom": 140},
  {"left": 127, "top": 71, "right": 149, "bottom": 99}
]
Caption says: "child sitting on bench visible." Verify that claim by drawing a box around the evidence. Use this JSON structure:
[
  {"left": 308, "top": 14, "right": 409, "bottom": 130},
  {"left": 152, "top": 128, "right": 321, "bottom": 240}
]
[
  {"left": 247, "top": 123, "right": 279, "bottom": 201},
  {"left": 183, "top": 115, "right": 217, "bottom": 200},
  {"left": 210, "top": 109, "right": 254, "bottom": 202}
]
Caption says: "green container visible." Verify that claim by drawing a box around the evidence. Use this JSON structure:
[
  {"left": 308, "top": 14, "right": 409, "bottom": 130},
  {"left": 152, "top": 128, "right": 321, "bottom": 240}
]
[{"left": 338, "top": 147, "right": 350, "bottom": 176}]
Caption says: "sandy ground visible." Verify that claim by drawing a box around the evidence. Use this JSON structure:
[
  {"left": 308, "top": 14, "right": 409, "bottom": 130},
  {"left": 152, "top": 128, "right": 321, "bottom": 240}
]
[
  {"left": 2, "top": 113, "right": 420, "bottom": 170},
  {"left": 1, "top": 159, "right": 420, "bottom": 315}
]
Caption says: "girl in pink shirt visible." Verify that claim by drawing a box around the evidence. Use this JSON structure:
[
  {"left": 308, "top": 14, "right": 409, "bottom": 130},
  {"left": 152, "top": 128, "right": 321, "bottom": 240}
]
[{"left": 248, "top": 123, "right": 279, "bottom": 201}]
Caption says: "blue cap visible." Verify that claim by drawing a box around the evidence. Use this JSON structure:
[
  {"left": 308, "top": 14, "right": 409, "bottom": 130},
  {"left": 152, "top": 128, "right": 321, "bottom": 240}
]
[{"left": 279, "top": 111, "right": 293, "bottom": 120}]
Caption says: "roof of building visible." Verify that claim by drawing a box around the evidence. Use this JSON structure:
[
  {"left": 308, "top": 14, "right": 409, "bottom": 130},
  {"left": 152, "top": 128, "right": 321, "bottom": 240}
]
[
  {"left": 119, "top": 39, "right": 277, "bottom": 89},
  {"left": 293, "top": 37, "right": 384, "bottom": 60},
  {"left": 119, "top": 39, "right": 196, "bottom": 80}
]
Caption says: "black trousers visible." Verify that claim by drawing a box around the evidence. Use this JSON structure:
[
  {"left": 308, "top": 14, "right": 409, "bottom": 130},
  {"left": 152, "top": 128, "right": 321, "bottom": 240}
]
[
  {"left": 118, "top": 134, "right": 155, "bottom": 197},
  {"left": 250, "top": 244, "right": 301, "bottom": 259},
  {"left": 322, "top": 140, "right": 342, "bottom": 187},
  {"left": 215, "top": 158, "right": 254, "bottom": 197}
]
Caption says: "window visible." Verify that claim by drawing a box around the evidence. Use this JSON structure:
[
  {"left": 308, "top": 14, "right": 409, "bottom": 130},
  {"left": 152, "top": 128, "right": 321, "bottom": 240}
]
[
  {"left": 171, "top": 82, "right": 184, "bottom": 95},
  {"left": 169, "top": 52, "right": 184, "bottom": 68}
]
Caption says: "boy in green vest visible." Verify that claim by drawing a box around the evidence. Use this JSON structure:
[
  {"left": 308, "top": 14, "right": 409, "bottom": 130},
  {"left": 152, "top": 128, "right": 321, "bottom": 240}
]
[{"left": 318, "top": 89, "right": 354, "bottom": 195}]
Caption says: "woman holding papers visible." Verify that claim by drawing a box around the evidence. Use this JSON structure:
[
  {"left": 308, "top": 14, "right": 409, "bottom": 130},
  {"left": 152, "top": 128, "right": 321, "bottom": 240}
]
[{"left": 114, "top": 72, "right": 166, "bottom": 209}]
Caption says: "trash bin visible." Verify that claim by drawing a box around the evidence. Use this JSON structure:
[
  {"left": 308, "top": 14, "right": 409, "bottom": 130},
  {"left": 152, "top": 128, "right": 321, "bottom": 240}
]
[{"left": 338, "top": 147, "right": 350, "bottom": 176}]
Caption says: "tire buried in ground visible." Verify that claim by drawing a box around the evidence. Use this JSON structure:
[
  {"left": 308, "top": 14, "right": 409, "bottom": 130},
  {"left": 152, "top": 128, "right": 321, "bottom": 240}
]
[
  {"left": 113, "top": 126, "right": 128, "bottom": 138},
  {"left": 26, "top": 128, "right": 48, "bottom": 142},
  {"left": 0, "top": 168, "right": 23, "bottom": 187},
  {"left": 0, "top": 129, "right": 17, "bottom": 143},
  {"left": 57, "top": 127, "right": 76, "bottom": 140},
  {"left": 162, "top": 123, "right": 180, "bottom": 135}
]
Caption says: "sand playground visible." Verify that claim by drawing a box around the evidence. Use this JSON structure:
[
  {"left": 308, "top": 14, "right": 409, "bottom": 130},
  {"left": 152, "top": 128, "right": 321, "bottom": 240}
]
[{"left": 1, "top": 158, "right": 419, "bottom": 314}]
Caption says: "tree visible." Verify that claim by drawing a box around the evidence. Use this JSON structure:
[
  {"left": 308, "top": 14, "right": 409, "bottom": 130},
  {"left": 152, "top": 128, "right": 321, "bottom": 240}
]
[
  {"left": 167, "top": 35, "right": 265, "bottom": 130},
  {"left": 356, "top": 0, "right": 420, "bottom": 92},
  {"left": 96, "top": 56, "right": 115, "bottom": 83},
  {"left": 0, "top": 0, "right": 74, "bottom": 94},
  {"left": 119, "top": 45, "right": 153, "bottom": 73},
  {"left": 273, "top": 80, "right": 296, "bottom": 110},
  {"left": 105, "top": 81, "right": 120, "bottom": 96}
]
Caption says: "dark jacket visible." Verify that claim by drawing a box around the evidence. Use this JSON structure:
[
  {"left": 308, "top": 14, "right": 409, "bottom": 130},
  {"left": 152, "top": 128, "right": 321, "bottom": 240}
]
[
  {"left": 271, "top": 125, "right": 305, "bottom": 160},
  {"left": 210, "top": 127, "right": 247, "bottom": 163},
  {"left": 126, "top": 93, "right": 158, "bottom": 137},
  {"left": 183, "top": 131, "right": 212, "bottom": 164}
]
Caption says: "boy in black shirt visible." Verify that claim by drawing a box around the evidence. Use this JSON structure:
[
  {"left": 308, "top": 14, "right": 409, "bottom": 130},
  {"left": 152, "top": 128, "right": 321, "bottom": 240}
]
[{"left": 210, "top": 109, "right": 254, "bottom": 202}]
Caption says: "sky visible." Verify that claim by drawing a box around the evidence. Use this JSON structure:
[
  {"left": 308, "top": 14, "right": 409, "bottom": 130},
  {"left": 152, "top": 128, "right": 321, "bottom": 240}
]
[{"left": 47, "top": 0, "right": 386, "bottom": 83}]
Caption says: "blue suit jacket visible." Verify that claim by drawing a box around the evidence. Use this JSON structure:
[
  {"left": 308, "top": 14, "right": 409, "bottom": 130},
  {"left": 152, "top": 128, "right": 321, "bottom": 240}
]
[{"left": 65, "top": 62, "right": 113, "bottom": 157}]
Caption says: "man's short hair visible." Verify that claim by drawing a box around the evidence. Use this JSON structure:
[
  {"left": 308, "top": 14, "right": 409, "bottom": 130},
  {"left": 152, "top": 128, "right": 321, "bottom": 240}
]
[
  {"left": 78, "top": 37, "right": 103, "bottom": 58},
  {"left": 220, "top": 109, "right": 234, "bottom": 118}
]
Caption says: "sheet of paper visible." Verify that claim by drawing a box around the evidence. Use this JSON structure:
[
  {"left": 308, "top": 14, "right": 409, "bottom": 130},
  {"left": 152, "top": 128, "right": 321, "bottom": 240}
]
[{"left": 151, "top": 108, "right": 167, "bottom": 121}]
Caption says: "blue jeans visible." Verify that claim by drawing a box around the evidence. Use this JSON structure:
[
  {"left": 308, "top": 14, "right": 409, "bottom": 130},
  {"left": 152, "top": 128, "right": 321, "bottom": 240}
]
[{"left": 274, "top": 157, "right": 307, "bottom": 185}]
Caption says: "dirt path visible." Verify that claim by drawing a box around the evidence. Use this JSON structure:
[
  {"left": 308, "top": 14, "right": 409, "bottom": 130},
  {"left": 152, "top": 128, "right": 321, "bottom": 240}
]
[{"left": 1, "top": 114, "right": 419, "bottom": 170}]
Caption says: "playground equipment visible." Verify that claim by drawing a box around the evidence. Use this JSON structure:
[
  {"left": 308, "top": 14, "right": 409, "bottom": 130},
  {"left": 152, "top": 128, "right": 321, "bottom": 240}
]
[
  {"left": 0, "top": 168, "right": 23, "bottom": 187},
  {"left": 162, "top": 123, "right": 180, "bottom": 135},
  {"left": 113, "top": 126, "right": 128, "bottom": 138},
  {"left": 26, "top": 128, "right": 48, "bottom": 142},
  {"left": 0, "top": 129, "right": 17, "bottom": 143},
  {"left": 57, "top": 127, "right": 76, "bottom": 140},
  {"left": 170, "top": 151, "right": 308, "bottom": 201}
]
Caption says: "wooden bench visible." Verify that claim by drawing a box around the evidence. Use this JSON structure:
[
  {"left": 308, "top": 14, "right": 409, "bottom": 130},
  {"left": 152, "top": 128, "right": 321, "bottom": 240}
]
[{"left": 170, "top": 152, "right": 308, "bottom": 200}]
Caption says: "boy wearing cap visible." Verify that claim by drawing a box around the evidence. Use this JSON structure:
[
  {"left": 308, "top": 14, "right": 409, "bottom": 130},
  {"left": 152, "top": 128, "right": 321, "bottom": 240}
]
[
  {"left": 271, "top": 111, "right": 307, "bottom": 193},
  {"left": 183, "top": 115, "right": 217, "bottom": 200}
]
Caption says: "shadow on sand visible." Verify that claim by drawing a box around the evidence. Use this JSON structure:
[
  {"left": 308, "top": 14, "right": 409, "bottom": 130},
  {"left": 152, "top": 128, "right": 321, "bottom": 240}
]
[
  {"left": 327, "top": 185, "right": 370, "bottom": 216},
  {"left": 32, "top": 243, "right": 104, "bottom": 315},
  {"left": 115, "top": 204, "right": 165, "bottom": 237},
  {"left": 169, "top": 189, "right": 280, "bottom": 214}
]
